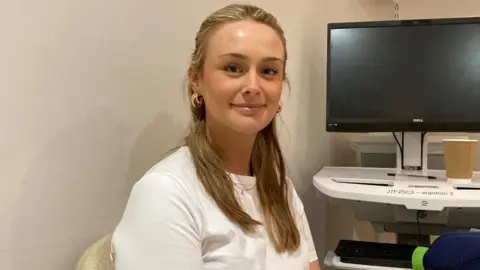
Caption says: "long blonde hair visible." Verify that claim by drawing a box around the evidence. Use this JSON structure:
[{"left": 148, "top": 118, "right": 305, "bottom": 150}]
[{"left": 185, "top": 4, "right": 299, "bottom": 253}]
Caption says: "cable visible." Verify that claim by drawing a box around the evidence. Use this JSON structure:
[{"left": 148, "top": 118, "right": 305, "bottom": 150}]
[
  {"left": 420, "top": 132, "right": 427, "bottom": 170},
  {"left": 416, "top": 211, "right": 421, "bottom": 245},
  {"left": 402, "top": 132, "right": 404, "bottom": 168},
  {"left": 392, "top": 132, "right": 404, "bottom": 169},
  {"left": 416, "top": 210, "right": 427, "bottom": 246}
]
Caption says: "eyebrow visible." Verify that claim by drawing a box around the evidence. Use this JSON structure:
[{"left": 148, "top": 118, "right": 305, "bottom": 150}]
[{"left": 219, "top": 53, "right": 284, "bottom": 63}]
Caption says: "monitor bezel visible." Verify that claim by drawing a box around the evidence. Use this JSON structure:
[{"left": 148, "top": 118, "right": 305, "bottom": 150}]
[{"left": 326, "top": 17, "right": 480, "bottom": 132}]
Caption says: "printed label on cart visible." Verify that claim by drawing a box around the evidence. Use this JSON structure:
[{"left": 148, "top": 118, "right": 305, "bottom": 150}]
[
  {"left": 387, "top": 189, "right": 414, "bottom": 195},
  {"left": 387, "top": 189, "right": 454, "bottom": 196}
]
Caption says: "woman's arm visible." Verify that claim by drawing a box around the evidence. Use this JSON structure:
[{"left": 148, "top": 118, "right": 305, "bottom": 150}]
[
  {"left": 310, "top": 260, "right": 321, "bottom": 270},
  {"left": 112, "top": 173, "right": 203, "bottom": 270}
]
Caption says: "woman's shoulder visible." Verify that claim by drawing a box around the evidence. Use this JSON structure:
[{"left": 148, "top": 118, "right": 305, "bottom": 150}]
[
  {"left": 131, "top": 146, "right": 203, "bottom": 203},
  {"left": 112, "top": 147, "right": 206, "bottom": 265},
  {"left": 147, "top": 146, "right": 195, "bottom": 177},
  {"left": 117, "top": 147, "right": 207, "bottom": 233}
]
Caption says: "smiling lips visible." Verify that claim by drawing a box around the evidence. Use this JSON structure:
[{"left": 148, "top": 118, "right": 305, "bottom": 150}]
[{"left": 231, "top": 103, "right": 266, "bottom": 116}]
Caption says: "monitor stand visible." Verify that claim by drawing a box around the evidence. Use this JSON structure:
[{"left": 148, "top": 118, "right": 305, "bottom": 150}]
[
  {"left": 395, "top": 132, "right": 428, "bottom": 172},
  {"left": 395, "top": 132, "right": 430, "bottom": 245}
]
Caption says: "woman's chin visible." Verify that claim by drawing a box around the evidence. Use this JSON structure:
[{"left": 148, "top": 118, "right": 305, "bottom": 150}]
[{"left": 231, "top": 120, "right": 271, "bottom": 135}]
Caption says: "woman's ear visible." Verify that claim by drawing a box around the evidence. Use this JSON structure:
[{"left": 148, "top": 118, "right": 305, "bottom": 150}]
[{"left": 189, "top": 72, "right": 201, "bottom": 93}]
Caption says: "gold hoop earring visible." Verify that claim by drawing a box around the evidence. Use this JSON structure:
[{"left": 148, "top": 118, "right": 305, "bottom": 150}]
[
  {"left": 191, "top": 93, "right": 203, "bottom": 108},
  {"left": 276, "top": 102, "right": 283, "bottom": 113}
]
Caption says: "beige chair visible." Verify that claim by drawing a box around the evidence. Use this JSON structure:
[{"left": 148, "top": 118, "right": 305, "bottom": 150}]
[{"left": 75, "top": 234, "right": 115, "bottom": 270}]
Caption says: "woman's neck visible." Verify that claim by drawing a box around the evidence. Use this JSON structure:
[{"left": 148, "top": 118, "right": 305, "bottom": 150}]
[{"left": 206, "top": 122, "right": 256, "bottom": 176}]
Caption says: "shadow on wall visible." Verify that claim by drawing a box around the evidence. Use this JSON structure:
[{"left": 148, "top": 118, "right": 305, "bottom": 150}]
[
  {"left": 128, "top": 111, "right": 187, "bottom": 183},
  {"left": 11, "top": 107, "right": 185, "bottom": 270}
]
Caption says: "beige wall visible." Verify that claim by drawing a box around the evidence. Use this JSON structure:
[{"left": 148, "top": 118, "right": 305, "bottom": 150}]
[{"left": 398, "top": 0, "right": 480, "bottom": 19}]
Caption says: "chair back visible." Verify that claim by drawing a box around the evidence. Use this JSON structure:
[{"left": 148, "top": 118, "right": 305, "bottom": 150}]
[{"left": 75, "top": 234, "right": 114, "bottom": 270}]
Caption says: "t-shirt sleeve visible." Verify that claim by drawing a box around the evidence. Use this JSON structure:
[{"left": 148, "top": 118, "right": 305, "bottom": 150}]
[
  {"left": 112, "top": 173, "right": 203, "bottom": 270},
  {"left": 287, "top": 179, "right": 319, "bottom": 263}
]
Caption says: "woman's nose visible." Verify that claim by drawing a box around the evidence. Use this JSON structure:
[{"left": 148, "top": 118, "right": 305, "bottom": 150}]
[{"left": 242, "top": 71, "right": 261, "bottom": 95}]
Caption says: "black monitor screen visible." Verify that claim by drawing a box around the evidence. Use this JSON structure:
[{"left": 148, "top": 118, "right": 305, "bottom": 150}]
[{"left": 326, "top": 18, "right": 480, "bottom": 132}]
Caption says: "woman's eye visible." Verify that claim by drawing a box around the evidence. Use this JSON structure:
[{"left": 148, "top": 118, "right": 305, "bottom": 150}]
[
  {"left": 263, "top": 68, "right": 278, "bottom": 76},
  {"left": 225, "top": 65, "right": 241, "bottom": 73}
]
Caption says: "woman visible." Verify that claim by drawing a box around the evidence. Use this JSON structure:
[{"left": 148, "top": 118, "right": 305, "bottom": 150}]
[{"left": 112, "top": 4, "right": 321, "bottom": 270}]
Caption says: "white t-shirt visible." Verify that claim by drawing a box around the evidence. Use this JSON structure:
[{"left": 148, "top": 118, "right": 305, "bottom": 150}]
[{"left": 112, "top": 146, "right": 318, "bottom": 270}]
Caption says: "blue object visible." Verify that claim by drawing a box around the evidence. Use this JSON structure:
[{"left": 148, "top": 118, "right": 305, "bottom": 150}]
[{"left": 416, "top": 232, "right": 480, "bottom": 270}]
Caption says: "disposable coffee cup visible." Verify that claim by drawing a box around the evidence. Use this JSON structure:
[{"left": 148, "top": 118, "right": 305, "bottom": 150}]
[{"left": 443, "top": 139, "right": 478, "bottom": 180}]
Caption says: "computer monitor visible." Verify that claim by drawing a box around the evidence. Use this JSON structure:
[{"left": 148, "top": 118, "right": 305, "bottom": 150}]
[{"left": 326, "top": 17, "right": 480, "bottom": 132}]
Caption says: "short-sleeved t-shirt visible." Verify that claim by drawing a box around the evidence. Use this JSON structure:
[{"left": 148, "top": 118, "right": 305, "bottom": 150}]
[{"left": 112, "top": 146, "right": 318, "bottom": 270}]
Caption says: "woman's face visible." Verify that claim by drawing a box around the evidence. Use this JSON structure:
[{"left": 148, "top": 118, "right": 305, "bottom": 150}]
[{"left": 192, "top": 20, "right": 285, "bottom": 136}]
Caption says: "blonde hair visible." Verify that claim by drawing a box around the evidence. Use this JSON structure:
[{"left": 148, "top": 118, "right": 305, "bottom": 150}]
[{"left": 185, "top": 4, "right": 299, "bottom": 253}]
